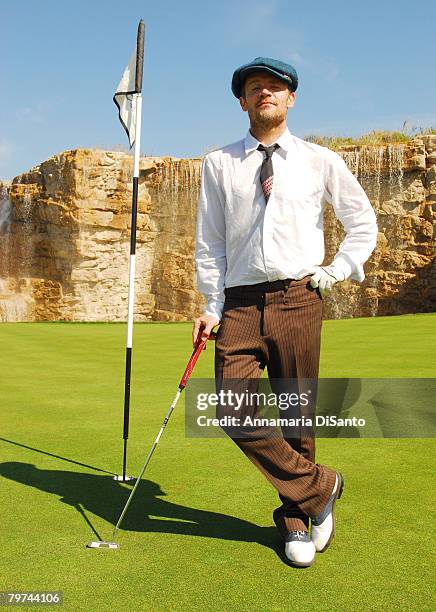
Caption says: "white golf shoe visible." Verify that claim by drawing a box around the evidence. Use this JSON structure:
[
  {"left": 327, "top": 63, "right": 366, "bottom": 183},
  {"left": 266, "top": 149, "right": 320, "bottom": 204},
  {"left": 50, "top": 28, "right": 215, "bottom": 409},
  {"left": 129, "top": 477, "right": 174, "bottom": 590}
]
[
  {"left": 284, "top": 531, "right": 316, "bottom": 567},
  {"left": 311, "top": 472, "right": 344, "bottom": 553}
]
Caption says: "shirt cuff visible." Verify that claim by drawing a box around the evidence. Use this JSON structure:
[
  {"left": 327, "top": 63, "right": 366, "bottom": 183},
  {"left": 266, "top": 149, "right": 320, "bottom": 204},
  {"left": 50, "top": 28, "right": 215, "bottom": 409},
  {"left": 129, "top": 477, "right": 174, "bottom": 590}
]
[{"left": 204, "top": 298, "right": 225, "bottom": 321}]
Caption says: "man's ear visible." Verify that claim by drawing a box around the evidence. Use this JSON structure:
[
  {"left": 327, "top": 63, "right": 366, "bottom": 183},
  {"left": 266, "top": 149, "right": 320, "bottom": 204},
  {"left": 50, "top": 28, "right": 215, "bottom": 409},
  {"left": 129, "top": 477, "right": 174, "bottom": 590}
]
[
  {"left": 287, "top": 91, "right": 296, "bottom": 108},
  {"left": 239, "top": 96, "right": 248, "bottom": 112}
]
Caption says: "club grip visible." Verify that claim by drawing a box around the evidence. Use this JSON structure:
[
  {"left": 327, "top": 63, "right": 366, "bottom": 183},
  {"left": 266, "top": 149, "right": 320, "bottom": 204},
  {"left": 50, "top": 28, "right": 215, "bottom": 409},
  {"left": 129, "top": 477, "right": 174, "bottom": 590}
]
[{"left": 179, "top": 337, "right": 207, "bottom": 389}]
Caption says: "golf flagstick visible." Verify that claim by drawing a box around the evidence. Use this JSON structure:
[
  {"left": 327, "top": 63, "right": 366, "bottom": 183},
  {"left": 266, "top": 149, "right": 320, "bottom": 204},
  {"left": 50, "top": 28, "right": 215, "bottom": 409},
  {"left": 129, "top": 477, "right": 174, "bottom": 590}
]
[
  {"left": 87, "top": 329, "right": 213, "bottom": 549},
  {"left": 112, "top": 20, "right": 145, "bottom": 482}
]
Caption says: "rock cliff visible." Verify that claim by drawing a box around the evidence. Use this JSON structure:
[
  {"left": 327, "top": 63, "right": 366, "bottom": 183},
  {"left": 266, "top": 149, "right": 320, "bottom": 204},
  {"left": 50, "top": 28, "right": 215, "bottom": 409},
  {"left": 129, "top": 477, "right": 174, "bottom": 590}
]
[{"left": 0, "top": 135, "right": 435, "bottom": 321}]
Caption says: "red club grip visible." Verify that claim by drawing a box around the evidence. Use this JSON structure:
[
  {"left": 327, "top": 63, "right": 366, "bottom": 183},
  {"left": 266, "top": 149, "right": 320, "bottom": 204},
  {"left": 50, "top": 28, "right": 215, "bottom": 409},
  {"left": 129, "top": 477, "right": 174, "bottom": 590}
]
[{"left": 179, "top": 337, "right": 208, "bottom": 389}]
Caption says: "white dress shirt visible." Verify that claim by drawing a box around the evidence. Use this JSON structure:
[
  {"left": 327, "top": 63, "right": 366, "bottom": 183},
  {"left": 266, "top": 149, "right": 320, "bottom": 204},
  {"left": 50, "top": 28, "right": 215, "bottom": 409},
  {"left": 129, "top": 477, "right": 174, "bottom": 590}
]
[{"left": 195, "top": 126, "right": 378, "bottom": 320}]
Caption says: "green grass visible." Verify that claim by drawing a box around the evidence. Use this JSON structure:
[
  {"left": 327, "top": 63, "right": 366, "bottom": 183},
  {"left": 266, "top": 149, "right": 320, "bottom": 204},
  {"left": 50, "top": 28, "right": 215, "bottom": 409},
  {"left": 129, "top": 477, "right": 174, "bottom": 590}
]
[{"left": 0, "top": 314, "right": 435, "bottom": 611}]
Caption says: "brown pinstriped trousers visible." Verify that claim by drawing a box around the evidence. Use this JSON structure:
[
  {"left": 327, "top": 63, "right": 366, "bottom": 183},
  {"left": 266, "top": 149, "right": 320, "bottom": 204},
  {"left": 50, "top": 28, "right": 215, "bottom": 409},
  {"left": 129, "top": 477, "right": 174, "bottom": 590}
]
[{"left": 214, "top": 275, "right": 337, "bottom": 534}]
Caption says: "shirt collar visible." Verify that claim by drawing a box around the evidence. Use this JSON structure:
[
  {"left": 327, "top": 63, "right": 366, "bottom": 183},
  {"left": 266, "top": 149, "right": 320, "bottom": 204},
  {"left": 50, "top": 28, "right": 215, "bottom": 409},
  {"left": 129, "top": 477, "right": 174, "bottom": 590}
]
[{"left": 244, "top": 126, "right": 294, "bottom": 158}]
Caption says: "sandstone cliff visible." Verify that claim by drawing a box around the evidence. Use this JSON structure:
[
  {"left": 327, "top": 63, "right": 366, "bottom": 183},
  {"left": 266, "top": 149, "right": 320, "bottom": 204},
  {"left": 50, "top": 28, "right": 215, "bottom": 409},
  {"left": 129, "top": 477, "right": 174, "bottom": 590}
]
[{"left": 0, "top": 135, "right": 435, "bottom": 321}]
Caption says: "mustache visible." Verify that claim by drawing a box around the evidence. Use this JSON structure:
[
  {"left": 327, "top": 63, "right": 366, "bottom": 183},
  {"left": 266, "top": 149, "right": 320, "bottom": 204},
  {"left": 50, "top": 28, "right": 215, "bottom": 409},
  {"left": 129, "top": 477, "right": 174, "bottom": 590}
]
[{"left": 257, "top": 100, "right": 276, "bottom": 107}]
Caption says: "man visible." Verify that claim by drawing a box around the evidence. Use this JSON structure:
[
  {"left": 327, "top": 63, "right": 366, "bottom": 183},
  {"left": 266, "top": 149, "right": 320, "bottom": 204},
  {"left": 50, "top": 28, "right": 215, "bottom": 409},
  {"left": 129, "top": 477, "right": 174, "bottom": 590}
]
[{"left": 193, "top": 57, "right": 378, "bottom": 567}]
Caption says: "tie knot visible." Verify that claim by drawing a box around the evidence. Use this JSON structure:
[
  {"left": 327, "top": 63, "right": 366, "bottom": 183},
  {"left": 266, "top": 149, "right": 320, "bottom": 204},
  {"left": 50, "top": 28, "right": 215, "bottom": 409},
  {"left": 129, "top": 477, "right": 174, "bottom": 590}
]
[{"left": 257, "top": 143, "right": 279, "bottom": 159}]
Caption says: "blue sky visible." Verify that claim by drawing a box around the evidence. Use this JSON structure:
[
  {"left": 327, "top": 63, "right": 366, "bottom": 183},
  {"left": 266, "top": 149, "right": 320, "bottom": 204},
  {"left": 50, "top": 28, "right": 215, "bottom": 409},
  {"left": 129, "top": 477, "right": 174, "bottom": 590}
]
[{"left": 2, "top": 0, "right": 435, "bottom": 180}]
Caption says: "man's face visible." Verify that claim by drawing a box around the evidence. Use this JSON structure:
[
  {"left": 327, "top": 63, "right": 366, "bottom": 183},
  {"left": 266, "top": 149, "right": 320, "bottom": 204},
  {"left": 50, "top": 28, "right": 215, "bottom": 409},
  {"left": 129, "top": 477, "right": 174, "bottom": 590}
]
[{"left": 239, "top": 71, "right": 296, "bottom": 129}]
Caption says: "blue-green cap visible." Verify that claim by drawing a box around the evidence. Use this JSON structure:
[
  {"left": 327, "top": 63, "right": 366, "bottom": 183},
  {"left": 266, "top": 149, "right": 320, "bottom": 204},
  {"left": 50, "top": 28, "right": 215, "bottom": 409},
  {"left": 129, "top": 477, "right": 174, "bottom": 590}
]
[{"left": 231, "top": 56, "right": 298, "bottom": 98}]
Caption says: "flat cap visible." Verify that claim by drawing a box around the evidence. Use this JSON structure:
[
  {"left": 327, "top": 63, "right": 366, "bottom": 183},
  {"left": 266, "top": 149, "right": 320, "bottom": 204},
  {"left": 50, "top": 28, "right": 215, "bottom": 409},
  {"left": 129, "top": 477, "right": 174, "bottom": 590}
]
[{"left": 231, "top": 56, "right": 298, "bottom": 98}]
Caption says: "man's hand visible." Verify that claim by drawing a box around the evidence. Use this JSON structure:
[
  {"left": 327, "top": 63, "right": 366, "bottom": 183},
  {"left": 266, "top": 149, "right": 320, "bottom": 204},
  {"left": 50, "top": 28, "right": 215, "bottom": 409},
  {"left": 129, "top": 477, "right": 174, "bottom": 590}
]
[
  {"left": 192, "top": 314, "right": 220, "bottom": 348},
  {"left": 308, "top": 264, "right": 347, "bottom": 298}
]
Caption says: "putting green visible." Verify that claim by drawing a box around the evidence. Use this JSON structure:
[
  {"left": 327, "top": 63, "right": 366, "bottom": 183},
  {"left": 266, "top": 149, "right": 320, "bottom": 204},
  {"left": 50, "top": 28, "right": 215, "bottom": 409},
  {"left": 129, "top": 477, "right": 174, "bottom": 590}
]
[{"left": 0, "top": 314, "right": 434, "bottom": 611}]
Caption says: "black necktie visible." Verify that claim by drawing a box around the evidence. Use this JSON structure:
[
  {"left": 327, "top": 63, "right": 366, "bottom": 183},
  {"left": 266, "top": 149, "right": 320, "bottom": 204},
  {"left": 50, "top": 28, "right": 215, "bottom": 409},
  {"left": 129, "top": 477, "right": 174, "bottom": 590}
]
[{"left": 257, "top": 143, "right": 279, "bottom": 203}]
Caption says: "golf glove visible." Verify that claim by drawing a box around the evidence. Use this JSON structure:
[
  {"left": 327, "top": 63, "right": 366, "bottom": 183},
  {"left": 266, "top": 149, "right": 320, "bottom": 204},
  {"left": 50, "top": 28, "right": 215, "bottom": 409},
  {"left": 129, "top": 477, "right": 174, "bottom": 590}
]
[{"left": 309, "top": 264, "right": 347, "bottom": 297}]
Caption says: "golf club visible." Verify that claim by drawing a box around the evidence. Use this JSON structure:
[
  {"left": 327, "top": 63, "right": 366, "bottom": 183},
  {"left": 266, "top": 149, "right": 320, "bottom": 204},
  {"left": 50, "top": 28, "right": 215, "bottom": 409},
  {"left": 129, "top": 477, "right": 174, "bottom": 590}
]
[{"left": 87, "top": 326, "right": 214, "bottom": 549}]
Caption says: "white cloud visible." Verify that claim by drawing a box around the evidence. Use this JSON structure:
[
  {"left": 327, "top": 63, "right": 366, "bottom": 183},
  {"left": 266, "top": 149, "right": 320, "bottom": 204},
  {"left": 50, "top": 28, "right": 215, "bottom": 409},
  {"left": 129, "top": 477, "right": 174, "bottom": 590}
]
[
  {"left": 15, "top": 102, "right": 51, "bottom": 124},
  {"left": 223, "top": 1, "right": 339, "bottom": 83},
  {"left": 224, "top": 0, "right": 281, "bottom": 43}
]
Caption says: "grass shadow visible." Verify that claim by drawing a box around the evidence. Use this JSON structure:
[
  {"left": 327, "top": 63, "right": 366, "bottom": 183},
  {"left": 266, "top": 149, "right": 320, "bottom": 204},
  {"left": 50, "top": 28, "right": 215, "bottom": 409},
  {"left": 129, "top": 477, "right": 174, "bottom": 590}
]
[
  {"left": 0, "top": 437, "right": 115, "bottom": 475},
  {"left": 0, "top": 462, "right": 279, "bottom": 552}
]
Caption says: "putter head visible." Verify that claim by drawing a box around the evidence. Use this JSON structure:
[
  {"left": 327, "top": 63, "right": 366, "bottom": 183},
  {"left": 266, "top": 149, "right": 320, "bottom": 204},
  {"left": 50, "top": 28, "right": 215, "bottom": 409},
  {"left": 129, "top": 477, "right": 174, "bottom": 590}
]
[
  {"left": 113, "top": 475, "right": 136, "bottom": 482},
  {"left": 87, "top": 541, "right": 119, "bottom": 549}
]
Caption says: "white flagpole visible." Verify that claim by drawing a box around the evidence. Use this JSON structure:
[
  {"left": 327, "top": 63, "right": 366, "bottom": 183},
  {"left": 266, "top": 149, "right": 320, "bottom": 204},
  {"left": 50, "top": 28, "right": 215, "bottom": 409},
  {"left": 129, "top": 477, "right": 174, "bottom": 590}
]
[
  {"left": 113, "top": 19, "right": 145, "bottom": 482},
  {"left": 126, "top": 94, "right": 142, "bottom": 348}
]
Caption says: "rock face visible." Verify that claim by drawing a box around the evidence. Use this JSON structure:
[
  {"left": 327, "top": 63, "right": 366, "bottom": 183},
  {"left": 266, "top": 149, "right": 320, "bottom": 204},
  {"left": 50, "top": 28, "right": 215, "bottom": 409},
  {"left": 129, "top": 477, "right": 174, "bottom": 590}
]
[{"left": 0, "top": 136, "right": 435, "bottom": 322}]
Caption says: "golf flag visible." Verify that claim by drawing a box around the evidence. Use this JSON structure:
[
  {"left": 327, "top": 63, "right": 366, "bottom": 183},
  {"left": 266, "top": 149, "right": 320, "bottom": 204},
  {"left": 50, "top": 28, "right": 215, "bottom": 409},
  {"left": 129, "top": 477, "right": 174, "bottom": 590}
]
[
  {"left": 112, "top": 19, "right": 145, "bottom": 482},
  {"left": 113, "top": 20, "right": 145, "bottom": 148}
]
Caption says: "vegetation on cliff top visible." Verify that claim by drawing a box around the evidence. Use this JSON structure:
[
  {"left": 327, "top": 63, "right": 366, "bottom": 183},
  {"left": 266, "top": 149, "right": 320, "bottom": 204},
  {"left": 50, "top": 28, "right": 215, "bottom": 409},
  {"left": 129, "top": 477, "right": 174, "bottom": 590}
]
[{"left": 304, "top": 126, "right": 436, "bottom": 149}]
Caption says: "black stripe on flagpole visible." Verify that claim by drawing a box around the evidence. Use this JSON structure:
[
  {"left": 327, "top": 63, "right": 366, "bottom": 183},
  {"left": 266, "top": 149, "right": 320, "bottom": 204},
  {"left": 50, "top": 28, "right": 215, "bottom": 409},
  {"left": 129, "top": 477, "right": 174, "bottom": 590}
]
[
  {"left": 130, "top": 176, "right": 139, "bottom": 254},
  {"left": 123, "top": 346, "right": 132, "bottom": 440},
  {"left": 135, "top": 20, "right": 145, "bottom": 93}
]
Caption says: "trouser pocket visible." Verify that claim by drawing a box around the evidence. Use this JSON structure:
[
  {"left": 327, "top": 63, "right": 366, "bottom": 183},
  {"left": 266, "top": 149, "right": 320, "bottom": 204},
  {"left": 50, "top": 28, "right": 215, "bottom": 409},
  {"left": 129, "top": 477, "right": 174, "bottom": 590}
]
[{"left": 283, "top": 276, "right": 322, "bottom": 307}]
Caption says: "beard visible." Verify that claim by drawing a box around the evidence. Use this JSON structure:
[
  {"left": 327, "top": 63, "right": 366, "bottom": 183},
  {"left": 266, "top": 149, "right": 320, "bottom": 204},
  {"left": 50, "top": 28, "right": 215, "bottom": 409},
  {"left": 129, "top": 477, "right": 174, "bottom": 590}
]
[{"left": 249, "top": 106, "right": 287, "bottom": 131}]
